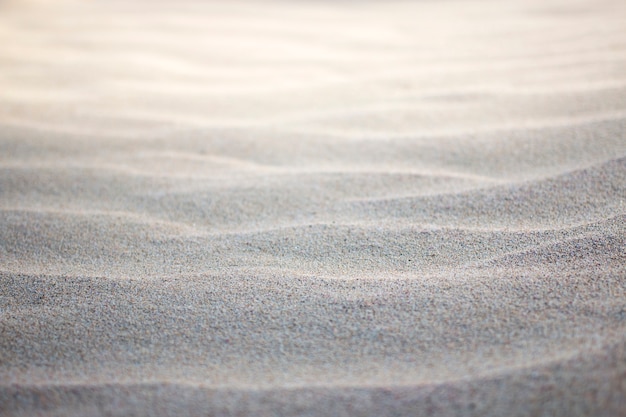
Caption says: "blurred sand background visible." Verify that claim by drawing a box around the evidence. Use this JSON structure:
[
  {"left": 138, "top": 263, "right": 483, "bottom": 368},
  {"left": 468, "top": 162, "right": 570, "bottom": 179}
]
[{"left": 0, "top": 0, "right": 625, "bottom": 415}]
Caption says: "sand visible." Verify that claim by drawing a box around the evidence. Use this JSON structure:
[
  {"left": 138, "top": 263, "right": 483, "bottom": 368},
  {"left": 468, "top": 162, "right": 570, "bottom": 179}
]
[{"left": 0, "top": 0, "right": 625, "bottom": 415}]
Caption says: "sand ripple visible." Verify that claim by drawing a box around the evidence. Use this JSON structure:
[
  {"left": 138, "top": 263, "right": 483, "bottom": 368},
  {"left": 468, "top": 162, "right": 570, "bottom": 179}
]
[{"left": 1, "top": 0, "right": 625, "bottom": 415}]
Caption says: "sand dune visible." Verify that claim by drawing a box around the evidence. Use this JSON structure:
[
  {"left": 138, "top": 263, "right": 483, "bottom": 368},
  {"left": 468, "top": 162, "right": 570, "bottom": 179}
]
[{"left": 1, "top": 0, "right": 625, "bottom": 415}]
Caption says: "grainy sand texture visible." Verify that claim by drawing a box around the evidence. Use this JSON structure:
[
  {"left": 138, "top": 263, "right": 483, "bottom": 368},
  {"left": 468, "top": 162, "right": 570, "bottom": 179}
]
[{"left": 1, "top": 0, "right": 625, "bottom": 415}]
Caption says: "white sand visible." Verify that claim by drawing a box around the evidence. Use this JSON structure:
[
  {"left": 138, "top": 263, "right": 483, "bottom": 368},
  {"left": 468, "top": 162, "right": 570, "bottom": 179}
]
[{"left": 0, "top": 0, "right": 625, "bottom": 415}]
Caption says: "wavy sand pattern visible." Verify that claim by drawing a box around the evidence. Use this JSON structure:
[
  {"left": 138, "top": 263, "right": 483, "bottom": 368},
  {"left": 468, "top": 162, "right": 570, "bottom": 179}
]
[{"left": 1, "top": 0, "right": 625, "bottom": 416}]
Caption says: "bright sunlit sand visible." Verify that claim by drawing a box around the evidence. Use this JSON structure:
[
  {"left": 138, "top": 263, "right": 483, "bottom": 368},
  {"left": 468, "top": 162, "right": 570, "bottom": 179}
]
[{"left": 1, "top": 0, "right": 625, "bottom": 415}]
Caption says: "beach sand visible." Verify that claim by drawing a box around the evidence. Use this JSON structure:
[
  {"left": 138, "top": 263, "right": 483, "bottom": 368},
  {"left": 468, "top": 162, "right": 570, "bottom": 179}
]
[{"left": 1, "top": 0, "right": 625, "bottom": 415}]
